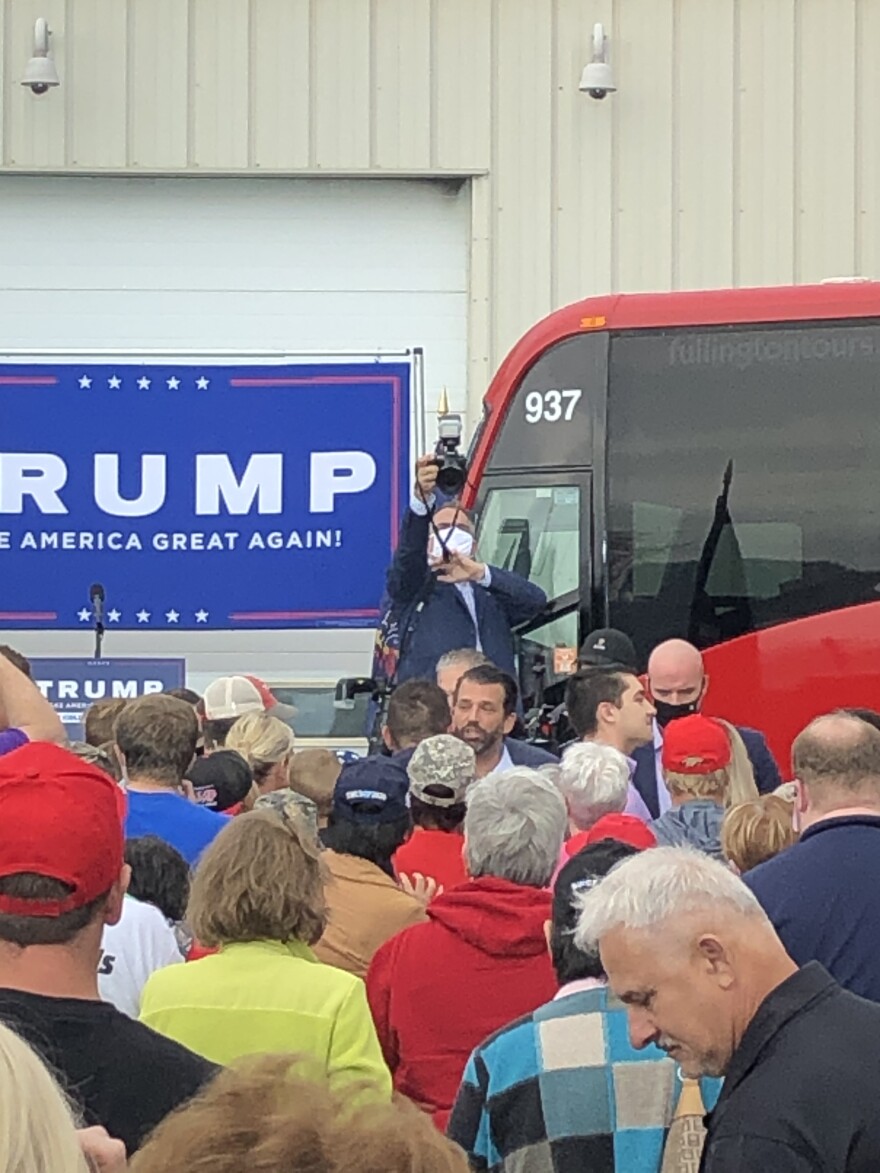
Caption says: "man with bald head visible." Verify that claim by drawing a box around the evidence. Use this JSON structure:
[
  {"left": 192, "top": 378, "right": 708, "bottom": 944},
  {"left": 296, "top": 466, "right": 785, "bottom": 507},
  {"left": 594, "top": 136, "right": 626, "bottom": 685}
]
[
  {"left": 631, "top": 637, "right": 780, "bottom": 816},
  {"left": 745, "top": 711, "right": 880, "bottom": 1001},
  {"left": 387, "top": 454, "right": 546, "bottom": 683},
  {"left": 577, "top": 846, "right": 880, "bottom": 1171}
]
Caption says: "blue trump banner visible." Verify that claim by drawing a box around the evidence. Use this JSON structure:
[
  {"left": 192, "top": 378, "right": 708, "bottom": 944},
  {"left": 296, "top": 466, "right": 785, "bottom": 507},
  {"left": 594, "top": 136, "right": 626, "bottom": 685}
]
[
  {"left": 0, "top": 361, "right": 409, "bottom": 629},
  {"left": 30, "top": 658, "right": 186, "bottom": 740}
]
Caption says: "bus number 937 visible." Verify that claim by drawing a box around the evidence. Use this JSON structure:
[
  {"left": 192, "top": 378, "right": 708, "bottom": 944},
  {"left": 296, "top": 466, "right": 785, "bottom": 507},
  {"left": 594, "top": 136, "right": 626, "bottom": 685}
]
[{"left": 524, "top": 388, "right": 582, "bottom": 424}]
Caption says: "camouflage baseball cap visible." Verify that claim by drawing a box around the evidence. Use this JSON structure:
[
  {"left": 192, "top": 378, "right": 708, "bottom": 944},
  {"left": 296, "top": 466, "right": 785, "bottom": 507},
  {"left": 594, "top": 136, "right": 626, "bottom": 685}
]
[
  {"left": 407, "top": 734, "right": 476, "bottom": 807},
  {"left": 254, "top": 788, "right": 319, "bottom": 836}
]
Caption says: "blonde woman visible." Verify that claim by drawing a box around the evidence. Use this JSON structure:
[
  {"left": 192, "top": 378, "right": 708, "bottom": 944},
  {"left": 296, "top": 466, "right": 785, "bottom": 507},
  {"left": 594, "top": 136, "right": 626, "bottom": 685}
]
[
  {"left": 722, "top": 794, "right": 799, "bottom": 875},
  {"left": 715, "top": 718, "right": 760, "bottom": 807},
  {"left": 139, "top": 809, "right": 390, "bottom": 1097},
  {"left": 0, "top": 1019, "right": 124, "bottom": 1173},
  {"left": 225, "top": 711, "right": 295, "bottom": 796}
]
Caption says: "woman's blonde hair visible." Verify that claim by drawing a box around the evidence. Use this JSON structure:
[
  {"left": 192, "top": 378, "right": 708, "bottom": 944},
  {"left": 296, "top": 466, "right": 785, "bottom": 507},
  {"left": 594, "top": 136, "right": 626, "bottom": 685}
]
[
  {"left": 225, "top": 712, "right": 295, "bottom": 786},
  {"left": 664, "top": 766, "right": 729, "bottom": 802},
  {"left": 722, "top": 794, "right": 798, "bottom": 873},
  {"left": 714, "top": 718, "right": 760, "bottom": 807},
  {"left": 0, "top": 1021, "right": 87, "bottom": 1173},
  {"left": 131, "top": 1054, "right": 467, "bottom": 1173},
  {"left": 187, "top": 808, "right": 327, "bottom": 947}
]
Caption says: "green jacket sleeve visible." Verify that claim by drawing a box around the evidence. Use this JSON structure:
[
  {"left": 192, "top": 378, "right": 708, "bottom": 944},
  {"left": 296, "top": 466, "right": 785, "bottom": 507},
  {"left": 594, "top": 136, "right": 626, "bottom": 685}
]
[{"left": 327, "top": 979, "right": 393, "bottom": 1101}]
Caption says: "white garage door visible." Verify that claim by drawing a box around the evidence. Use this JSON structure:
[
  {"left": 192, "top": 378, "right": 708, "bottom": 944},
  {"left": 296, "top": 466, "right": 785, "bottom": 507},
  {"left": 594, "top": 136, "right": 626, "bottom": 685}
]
[{"left": 0, "top": 175, "right": 468, "bottom": 683}]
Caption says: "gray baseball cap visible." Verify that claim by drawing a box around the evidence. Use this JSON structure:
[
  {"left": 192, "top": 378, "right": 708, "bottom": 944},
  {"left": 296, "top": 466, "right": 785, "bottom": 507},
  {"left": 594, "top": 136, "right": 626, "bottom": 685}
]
[{"left": 407, "top": 734, "right": 476, "bottom": 807}]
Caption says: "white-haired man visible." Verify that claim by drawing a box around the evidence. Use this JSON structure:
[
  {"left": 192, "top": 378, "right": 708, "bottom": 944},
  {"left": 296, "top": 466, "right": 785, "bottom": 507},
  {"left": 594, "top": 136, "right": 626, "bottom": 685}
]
[
  {"left": 576, "top": 846, "right": 880, "bottom": 1172},
  {"left": 367, "top": 768, "right": 566, "bottom": 1131},
  {"left": 435, "top": 647, "right": 489, "bottom": 703},
  {"left": 557, "top": 742, "right": 657, "bottom": 856}
]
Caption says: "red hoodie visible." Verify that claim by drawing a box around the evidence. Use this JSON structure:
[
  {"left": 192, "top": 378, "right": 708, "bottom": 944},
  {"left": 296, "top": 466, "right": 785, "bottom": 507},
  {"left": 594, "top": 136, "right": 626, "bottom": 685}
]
[{"left": 366, "top": 876, "right": 555, "bottom": 1129}]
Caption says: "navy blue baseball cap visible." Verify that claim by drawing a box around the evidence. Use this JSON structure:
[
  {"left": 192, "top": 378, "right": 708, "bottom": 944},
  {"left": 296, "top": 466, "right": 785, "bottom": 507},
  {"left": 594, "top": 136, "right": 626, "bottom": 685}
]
[{"left": 332, "top": 756, "right": 411, "bottom": 825}]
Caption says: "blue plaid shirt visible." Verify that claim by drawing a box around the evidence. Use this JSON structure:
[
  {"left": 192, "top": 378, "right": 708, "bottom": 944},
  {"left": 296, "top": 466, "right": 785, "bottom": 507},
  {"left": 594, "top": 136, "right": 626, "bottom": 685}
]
[{"left": 447, "top": 983, "right": 720, "bottom": 1173}]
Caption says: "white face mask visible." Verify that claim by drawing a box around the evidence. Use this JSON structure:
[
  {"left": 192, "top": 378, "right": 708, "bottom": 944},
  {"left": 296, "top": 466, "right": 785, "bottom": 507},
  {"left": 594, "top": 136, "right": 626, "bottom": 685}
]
[{"left": 429, "top": 525, "right": 474, "bottom": 562}]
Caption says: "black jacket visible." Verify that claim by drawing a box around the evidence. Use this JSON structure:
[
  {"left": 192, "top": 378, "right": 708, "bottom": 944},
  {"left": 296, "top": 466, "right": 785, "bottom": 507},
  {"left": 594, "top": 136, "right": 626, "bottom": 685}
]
[
  {"left": 387, "top": 508, "right": 546, "bottom": 683},
  {"left": 701, "top": 963, "right": 880, "bottom": 1172}
]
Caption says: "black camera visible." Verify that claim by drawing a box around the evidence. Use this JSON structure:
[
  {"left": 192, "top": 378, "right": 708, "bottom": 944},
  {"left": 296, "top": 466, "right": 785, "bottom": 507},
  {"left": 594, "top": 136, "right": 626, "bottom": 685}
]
[{"left": 434, "top": 412, "right": 468, "bottom": 496}]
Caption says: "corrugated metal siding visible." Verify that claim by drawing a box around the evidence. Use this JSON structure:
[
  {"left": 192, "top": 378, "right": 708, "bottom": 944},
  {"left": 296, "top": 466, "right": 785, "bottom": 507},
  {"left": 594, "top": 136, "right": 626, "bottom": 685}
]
[{"left": 0, "top": 0, "right": 876, "bottom": 419}]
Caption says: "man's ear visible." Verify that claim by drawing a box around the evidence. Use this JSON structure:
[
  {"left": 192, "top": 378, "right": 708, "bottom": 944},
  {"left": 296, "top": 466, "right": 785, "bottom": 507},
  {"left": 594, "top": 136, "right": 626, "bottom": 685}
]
[
  {"left": 104, "top": 864, "right": 131, "bottom": 928},
  {"left": 700, "top": 675, "right": 710, "bottom": 703},
  {"left": 503, "top": 711, "right": 517, "bottom": 736},
  {"left": 696, "top": 934, "right": 735, "bottom": 988},
  {"left": 793, "top": 778, "right": 808, "bottom": 814},
  {"left": 791, "top": 778, "right": 808, "bottom": 835},
  {"left": 113, "top": 743, "right": 127, "bottom": 778},
  {"left": 543, "top": 919, "right": 552, "bottom": 959},
  {"left": 596, "top": 700, "right": 615, "bottom": 728},
  {"left": 381, "top": 726, "right": 395, "bottom": 752}
]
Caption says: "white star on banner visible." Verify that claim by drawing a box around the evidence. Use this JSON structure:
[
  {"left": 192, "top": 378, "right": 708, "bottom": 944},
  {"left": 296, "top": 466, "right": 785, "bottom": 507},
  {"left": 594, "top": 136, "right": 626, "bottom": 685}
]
[
  {"left": 78, "top": 376, "right": 92, "bottom": 389},
  {"left": 77, "top": 608, "right": 91, "bottom": 622},
  {"left": 165, "top": 609, "right": 180, "bottom": 623},
  {"left": 166, "top": 377, "right": 180, "bottom": 390},
  {"left": 108, "top": 608, "right": 121, "bottom": 622},
  {"left": 195, "top": 609, "right": 209, "bottom": 623},
  {"left": 196, "top": 377, "right": 210, "bottom": 390},
  {"left": 137, "top": 377, "right": 151, "bottom": 390},
  {"left": 108, "top": 376, "right": 122, "bottom": 389},
  {"left": 136, "top": 609, "right": 150, "bottom": 623}
]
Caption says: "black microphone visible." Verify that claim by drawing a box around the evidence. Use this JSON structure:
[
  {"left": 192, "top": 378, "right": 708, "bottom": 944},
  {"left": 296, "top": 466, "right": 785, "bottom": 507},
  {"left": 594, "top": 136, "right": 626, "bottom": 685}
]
[{"left": 89, "top": 582, "right": 105, "bottom": 624}]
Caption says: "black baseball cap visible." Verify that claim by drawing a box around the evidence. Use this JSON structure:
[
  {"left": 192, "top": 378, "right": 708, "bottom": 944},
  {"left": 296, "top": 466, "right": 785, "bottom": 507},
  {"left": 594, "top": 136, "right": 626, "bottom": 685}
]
[
  {"left": 552, "top": 839, "right": 640, "bottom": 932},
  {"left": 186, "top": 750, "right": 254, "bottom": 812},
  {"left": 332, "top": 756, "right": 410, "bottom": 825},
  {"left": 578, "top": 627, "right": 639, "bottom": 673}
]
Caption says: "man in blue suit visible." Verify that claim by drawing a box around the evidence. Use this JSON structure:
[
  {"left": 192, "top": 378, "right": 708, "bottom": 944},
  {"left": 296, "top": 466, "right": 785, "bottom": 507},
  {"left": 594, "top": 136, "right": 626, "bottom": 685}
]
[
  {"left": 632, "top": 638, "right": 782, "bottom": 818},
  {"left": 387, "top": 455, "right": 547, "bottom": 684}
]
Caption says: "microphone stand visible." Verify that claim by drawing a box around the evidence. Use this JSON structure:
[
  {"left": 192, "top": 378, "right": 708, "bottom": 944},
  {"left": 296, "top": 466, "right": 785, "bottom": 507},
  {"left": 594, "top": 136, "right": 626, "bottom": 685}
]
[{"left": 92, "top": 598, "right": 105, "bottom": 659}]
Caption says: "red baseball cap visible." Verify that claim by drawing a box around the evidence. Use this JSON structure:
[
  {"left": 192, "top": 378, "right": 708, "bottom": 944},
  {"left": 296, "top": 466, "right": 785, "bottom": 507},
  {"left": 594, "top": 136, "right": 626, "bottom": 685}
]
[
  {"left": 0, "top": 742, "right": 124, "bottom": 918},
  {"left": 662, "top": 714, "right": 732, "bottom": 775},
  {"left": 243, "top": 676, "right": 298, "bottom": 723},
  {"left": 568, "top": 814, "right": 657, "bottom": 854}
]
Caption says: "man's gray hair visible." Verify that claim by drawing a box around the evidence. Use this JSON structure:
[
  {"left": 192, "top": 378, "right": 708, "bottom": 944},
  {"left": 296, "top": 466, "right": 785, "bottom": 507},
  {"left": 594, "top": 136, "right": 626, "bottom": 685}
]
[
  {"left": 557, "top": 742, "right": 630, "bottom": 830},
  {"left": 435, "top": 648, "right": 490, "bottom": 677},
  {"left": 574, "top": 846, "right": 766, "bottom": 952},
  {"left": 464, "top": 767, "right": 567, "bottom": 888}
]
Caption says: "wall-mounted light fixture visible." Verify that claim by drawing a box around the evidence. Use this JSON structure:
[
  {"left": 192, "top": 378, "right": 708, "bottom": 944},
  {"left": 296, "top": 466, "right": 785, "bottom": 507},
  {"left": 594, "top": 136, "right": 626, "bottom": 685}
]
[
  {"left": 22, "top": 18, "right": 60, "bottom": 95},
  {"left": 579, "top": 22, "right": 616, "bottom": 100}
]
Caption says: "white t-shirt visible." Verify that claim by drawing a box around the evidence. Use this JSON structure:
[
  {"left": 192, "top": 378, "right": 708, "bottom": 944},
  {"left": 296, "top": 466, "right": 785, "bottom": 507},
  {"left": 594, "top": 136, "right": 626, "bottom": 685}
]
[{"left": 98, "top": 896, "right": 184, "bottom": 1018}]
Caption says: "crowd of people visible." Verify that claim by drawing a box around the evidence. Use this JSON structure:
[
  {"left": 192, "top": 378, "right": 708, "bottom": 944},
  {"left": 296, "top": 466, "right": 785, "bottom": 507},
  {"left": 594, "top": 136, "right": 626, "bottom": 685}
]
[{"left": 0, "top": 465, "right": 879, "bottom": 1172}]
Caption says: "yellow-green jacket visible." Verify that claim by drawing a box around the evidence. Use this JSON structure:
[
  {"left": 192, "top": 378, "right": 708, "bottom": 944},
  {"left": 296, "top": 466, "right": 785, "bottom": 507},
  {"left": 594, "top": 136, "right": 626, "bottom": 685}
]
[{"left": 140, "top": 938, "right": 390, "bottom": 1098}]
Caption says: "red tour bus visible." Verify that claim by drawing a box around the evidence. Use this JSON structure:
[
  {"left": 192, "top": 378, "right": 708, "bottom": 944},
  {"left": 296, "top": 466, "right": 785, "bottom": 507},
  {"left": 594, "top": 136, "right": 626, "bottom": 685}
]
[{"left": 463, "top": 282, "right": 880, "bottom": 770}]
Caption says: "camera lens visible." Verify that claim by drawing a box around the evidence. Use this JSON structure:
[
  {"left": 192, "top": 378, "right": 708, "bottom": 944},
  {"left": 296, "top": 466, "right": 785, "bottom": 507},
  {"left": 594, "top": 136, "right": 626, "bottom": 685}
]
[{"left": 436, "top": 456, "right": 467, "bottom": 495}]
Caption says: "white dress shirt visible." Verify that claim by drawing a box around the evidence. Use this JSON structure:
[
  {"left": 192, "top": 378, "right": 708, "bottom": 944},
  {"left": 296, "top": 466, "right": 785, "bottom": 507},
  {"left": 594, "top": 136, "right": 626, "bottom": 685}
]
[{"left": 652, "top": 720, "right": 673, "bottom": 815}]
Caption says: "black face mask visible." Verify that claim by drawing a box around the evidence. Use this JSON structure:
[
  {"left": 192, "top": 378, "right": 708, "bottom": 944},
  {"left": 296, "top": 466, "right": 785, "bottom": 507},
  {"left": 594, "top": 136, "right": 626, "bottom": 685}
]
[{"left": 653, "top": 698, "right": 701, "bottom": 728}]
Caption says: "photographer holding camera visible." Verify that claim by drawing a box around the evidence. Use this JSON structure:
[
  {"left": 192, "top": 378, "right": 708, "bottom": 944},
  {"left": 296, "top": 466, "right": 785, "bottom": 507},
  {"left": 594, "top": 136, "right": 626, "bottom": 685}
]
[{"left": 386, "top": 452, "right": 547, "bottom": 684}]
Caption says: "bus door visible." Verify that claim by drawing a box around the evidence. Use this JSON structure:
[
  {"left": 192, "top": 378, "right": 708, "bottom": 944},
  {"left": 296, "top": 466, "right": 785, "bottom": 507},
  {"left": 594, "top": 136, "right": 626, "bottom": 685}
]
[{"left": 475, "top": 470, "right": 592, "bottom": 710}]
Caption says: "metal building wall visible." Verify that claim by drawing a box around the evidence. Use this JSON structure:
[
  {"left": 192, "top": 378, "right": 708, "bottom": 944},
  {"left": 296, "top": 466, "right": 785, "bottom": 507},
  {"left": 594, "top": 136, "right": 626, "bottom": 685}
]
[{"left": 0, "top": 0, "right": 874, "bottom": 420}]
